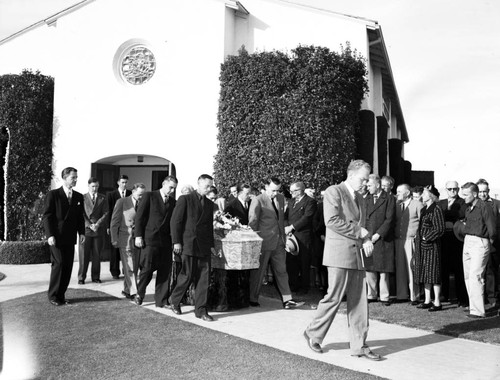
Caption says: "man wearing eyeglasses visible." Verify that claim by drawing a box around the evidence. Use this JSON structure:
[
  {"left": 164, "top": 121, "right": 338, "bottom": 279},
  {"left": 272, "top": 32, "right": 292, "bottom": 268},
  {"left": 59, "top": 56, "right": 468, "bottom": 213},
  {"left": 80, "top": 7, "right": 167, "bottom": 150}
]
[
  {"left": 438, "top": 181, "right": 467, "bottom": 306},
  {"left": 285, "top": 182, "right": 317, "bottom": 294}
]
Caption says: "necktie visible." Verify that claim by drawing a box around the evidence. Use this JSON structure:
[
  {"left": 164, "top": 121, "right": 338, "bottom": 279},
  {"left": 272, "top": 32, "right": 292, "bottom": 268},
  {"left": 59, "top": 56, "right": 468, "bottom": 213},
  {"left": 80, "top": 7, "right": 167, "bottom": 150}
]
[
  {"left": 244, "top": 202, "right": 248, "bottom": 210},
  {"left": 92, "top": 194, "right": 96, "bottom": 204},
  {"left": 200, "top": 195, "right": 204, "bottom": 208},
  {"left": 134, "top": 200, "right": 139, "bottom": 211},
  {"left": 373, "top": 195, "right": 378, "bottom": 205},
  {"left": 401, "top": 203, "right": 405, "bottom": 211},
  {"left": 122, "top": 191, "right": 125, "bottom": 198},
  {"left": 164, "top": 196, "right": 168, "bottom": 205},
  {"left": 271, "top": 198, "right": 279, "bottom": 218},
  {"left": 67, "top": 189, "right": 72, "bottom": 204},
  {"left": 354, "top": 194, "right": 360, "bottom": 210}
]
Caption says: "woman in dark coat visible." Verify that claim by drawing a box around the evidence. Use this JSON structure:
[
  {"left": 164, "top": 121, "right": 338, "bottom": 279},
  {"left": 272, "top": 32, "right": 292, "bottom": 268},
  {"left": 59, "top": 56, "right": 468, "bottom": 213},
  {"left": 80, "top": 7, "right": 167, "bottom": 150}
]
[{"left": 414, "top": 185, "right": 446, "bottom": 311}]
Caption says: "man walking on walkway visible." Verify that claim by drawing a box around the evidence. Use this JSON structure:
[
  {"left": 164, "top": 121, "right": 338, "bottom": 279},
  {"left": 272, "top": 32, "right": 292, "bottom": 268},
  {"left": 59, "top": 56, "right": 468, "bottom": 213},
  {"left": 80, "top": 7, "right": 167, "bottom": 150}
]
[
  {"left": 304, "top": 160, "right": 382, "bottom": 360},
  {"left": 170, "top": 174, "right": 216, "bottom": 321},
  {"left": 248, "top": 177, "right": 304, "bottom": 309},
  {"left": 43, "top": 167, "right": 85, "bottom": 306}
]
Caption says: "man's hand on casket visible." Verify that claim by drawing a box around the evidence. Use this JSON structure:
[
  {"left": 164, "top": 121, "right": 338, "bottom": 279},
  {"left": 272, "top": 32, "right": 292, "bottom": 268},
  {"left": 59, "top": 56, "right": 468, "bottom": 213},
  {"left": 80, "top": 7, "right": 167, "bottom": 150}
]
[{"left": 173, "top": 243, "right": 183, "bottom": 255}]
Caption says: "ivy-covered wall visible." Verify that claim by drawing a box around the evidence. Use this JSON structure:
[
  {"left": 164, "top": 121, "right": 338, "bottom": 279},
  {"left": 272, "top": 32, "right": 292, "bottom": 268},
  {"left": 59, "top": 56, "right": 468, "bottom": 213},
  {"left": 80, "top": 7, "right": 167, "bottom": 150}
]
[
  {"left": 0, "top": 70, "right": 54, "bottom": 241},
  {"left": 214, "top": 45, "right": 368, "bottom": 194}
]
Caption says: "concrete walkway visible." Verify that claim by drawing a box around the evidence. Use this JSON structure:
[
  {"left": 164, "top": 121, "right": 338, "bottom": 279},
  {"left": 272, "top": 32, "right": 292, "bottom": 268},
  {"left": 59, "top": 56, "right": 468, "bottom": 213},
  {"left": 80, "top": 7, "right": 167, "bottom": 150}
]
[{"left": 1, "top": 263, "right": 499, "bottom": 380}]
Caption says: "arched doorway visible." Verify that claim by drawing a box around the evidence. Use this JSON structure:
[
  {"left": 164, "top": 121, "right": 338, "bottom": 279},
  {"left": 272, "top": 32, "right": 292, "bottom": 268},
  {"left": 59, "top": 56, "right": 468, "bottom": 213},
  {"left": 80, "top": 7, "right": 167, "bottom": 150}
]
[{"left": 91, "top": 154, "right": 176, "bottom": 194}]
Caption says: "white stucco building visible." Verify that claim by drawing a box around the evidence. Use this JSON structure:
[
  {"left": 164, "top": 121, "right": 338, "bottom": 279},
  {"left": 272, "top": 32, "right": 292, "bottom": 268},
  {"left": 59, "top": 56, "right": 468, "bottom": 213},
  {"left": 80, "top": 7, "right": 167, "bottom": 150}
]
[{"left": 0, "top": 0, "right": 409, "bottom": 194}]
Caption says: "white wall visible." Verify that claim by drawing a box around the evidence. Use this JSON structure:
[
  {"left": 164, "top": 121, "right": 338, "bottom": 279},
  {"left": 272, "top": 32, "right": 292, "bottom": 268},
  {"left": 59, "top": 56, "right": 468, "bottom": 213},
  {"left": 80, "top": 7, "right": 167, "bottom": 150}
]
[
  {"left": 47, "top": 0, "right": 227, "bottom": 193},
  {"left": 0, "top": 0, "right": 378, "bottom": 195},
  {"left": 235, "top": 0, "right": 369, "bottom": 58}
]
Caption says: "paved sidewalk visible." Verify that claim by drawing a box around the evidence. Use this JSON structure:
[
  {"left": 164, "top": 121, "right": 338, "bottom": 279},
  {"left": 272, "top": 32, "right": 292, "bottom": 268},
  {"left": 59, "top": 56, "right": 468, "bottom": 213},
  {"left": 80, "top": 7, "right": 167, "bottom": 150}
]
[{"left": 1, "top": 263, "right": 499, "bottom": 380}]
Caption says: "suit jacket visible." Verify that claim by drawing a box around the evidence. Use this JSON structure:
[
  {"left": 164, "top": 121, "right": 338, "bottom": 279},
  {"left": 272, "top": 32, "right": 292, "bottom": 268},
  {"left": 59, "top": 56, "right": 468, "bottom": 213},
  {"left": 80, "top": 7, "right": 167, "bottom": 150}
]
[
  {"left": 394, "top": 199, "right": 423, "bottom": 240},
  {"left": 322, "top": 182, "right": 365, "bottom": 270},
  {"left": 110, "top": 196, "right": 137, "bottom": 250},
  {"left": 364, "top": 191, "right": 396, "bottom": 272},
  {"left": 170, "top": 191, "right": 214, "bottom": 257},
  {"left": 486, "top": 198, "right": 500, "bottom": 250},
  {"left": 105, "top": 189, "right": 132, "bottom": 228},
  {"left": 285, "top": 195, "right": 317, "bottom": 245},
  {"left": 224, "top": 198, "right": 251, "bottom": 226},
  {"left": 43, "top": 187, "right": 85, "bottom": 247},
  {"left": 248, "top": 192, "right": 286, "bottom": 251},
  {"left": 135, "top": 190, "right": 176, "bottom": 248},
  {"left": 83, "top": 192, "right": 107, "bottom": 237},
  {"left": 438, "top": 197, "right": 466, "bottom": 231}
]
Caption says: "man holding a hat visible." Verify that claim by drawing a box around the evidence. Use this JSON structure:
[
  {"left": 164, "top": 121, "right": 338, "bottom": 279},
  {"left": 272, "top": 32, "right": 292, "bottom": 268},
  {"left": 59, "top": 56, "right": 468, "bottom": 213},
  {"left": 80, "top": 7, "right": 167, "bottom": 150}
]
[
  {"left": 460, "top": 182, "right": 496, "bottom": 318},
  {"left": 285, "top": 181, "right": 317, "bottom": 294},
  {"left": 438, "top": 181, "right": 467, "bottom": 306}
]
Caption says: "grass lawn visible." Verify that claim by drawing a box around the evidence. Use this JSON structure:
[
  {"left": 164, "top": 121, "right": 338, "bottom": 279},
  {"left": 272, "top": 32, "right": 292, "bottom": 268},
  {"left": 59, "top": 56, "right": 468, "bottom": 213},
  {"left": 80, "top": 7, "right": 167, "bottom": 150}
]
[
  {"left": 0, "top": 289, "right": 384, "bottom": 380},
  {"left": 262, "top": 284, "right": 500, "bottom": 345}
]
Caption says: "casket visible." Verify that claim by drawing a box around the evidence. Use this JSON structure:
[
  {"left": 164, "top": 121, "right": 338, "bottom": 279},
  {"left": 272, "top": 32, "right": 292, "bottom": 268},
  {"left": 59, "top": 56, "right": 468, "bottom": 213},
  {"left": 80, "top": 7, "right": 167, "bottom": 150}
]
[{"left": 212, "top": 229, "right": 262, "bottom": 270}]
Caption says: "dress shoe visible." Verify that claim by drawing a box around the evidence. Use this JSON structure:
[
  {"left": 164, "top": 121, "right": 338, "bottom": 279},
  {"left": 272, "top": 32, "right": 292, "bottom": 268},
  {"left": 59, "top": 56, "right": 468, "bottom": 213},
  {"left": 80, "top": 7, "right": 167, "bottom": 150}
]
[
  {"left": 197, "top": 313, "right": 214, "bottom": 322},
  {"left": 382, "top": 301, "right": 392, "bottom": 306},
  {"left": 121, "top": 291, "right": 132, "bottom": 299},
  {"left": 60, "top": 299, "right": 71, "bottom": 305},
  {"left": 410, "top": 300, "right": 420, "bottom": 306},
  {"left": 283, "top": 299, "right": 305, "bottom": 309},
  {"left": 417, "top": 302, "right": 432, "bottom": 309},
  {"left": 134, "top": 295, "right": 143, "bottom": 306},
  {"left": 49, "top": 299, "right": 62, "bottom": 306},
  {"left": 78, "top": 280, "right": 85, "bottom": 285},
  {"left": 355, "top": 347, "right": 382, "bottom": 361},
  {"left": 467, "top": 314, "right": 484, "bottom": 319},
  {"left": 303, "top": 331, "right": 322, "bottom": 353},
  {"left": 171, "top": 304, "right": 182, "bottom": 315},
  {"left": 428, "top": 305, "right": 442, "bottom": 312},
  {"left": 249, "top": 301, "right": 260, "bottom": 307},
  {"left": 367, "top": 298, "right": 378, "bottom": 303},
  {"left": 92, "top": 279, "right": 102, "bottom": 283},
  {"left": 112, "top": 275, "right": 120, "bottom": 280}
]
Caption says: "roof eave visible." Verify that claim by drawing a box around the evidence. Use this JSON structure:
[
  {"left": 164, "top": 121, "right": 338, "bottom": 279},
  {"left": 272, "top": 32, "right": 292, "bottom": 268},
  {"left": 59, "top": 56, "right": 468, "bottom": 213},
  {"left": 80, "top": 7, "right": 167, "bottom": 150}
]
[{"left": 368, "top": 24, "right": 409, "bottom": 143}]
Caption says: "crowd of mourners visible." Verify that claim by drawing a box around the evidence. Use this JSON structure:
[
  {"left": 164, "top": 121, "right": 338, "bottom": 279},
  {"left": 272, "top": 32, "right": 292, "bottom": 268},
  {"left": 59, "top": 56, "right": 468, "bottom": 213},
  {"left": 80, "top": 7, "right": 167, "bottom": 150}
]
[{"left": 43, "top": 166, "right": 499, "bottom": 324}]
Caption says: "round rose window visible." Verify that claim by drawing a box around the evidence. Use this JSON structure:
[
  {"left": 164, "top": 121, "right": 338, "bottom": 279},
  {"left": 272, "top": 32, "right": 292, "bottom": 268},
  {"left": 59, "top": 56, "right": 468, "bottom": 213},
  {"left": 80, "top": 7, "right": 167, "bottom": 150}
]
[{"left": 120, "top": 45, "right": 156, "bottom": 85}]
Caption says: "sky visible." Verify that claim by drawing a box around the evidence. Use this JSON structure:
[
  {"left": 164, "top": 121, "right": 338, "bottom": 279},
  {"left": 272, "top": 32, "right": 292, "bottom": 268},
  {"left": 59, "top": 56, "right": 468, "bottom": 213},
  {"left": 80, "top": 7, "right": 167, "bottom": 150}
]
[{"left": 1, "top": 0, "right": 499, "bottom": 196}]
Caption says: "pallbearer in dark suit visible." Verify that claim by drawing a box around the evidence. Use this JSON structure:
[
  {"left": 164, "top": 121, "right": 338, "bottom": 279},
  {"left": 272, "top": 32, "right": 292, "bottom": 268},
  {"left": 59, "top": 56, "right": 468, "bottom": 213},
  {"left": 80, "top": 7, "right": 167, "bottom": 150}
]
[
  {"left": 78, "top": 177, "right": 107, "bottom": 284},
  {"left": 248, "top": 177, "right": 304, "bottom": 309},
  {"left": 134, "top": 176, "right": 178, "bottom": 308},
  {"left": 110, "top": 183, "right": 146, "bottom": 299},
  {"left": 221, "top": 183, "right": 252, "bottom": 308},
  {"left": 224, "top": 183, "right": 252, "bottom": 225},
  {"left": 105, "top": 175, "right": 131, "bottom": 279},
  {"left": 285, "top": 181, "right": 317, "bottom": 293},
  {"left": 43, "top": 167, "right": 85, "bottom": 306},
  {"left": 170, "top": 174, "right": 216, "bottom": 321}
]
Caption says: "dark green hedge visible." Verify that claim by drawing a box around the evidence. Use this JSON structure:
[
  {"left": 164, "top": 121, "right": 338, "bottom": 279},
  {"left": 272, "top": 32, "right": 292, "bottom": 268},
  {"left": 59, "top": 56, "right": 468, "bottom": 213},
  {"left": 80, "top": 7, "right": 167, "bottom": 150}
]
[
  {"left": 214, "top": 45, "right": 368, "bottom": 193},
  {"left": 0, "top": 70, "right": 54, "bottom": 241},
  {"left": 0, "top": 240, "right": 50, "bottom": 264}
]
